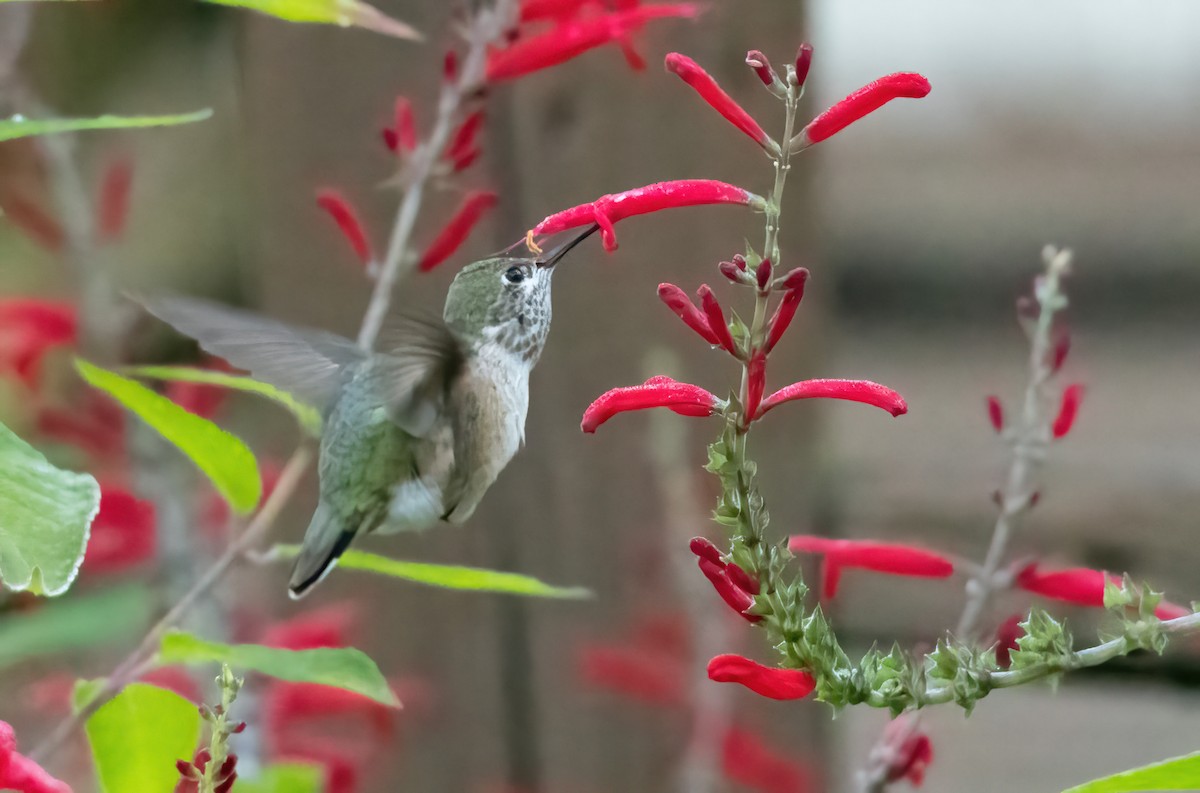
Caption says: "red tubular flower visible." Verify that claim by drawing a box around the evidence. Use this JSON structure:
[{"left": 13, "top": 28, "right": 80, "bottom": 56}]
[
  {"left": 450, "top": 147, "right": 481, "bottom": 173},
  {"left": 530, "top": 179, "right": 765, "bottom": 252},
  {"left": 315, "top": 190, "right": 373, "bottom": 267},
  {"left": 745, "top": 352, "right": 766, "bottom": 422},
  {"left": 696, "top": 285, "right": 737, "bottom": 355},
  {"left": 757, "top": 378, "right": 907, "bottom": 419},
  {"left": 581, "top": 375, "right": 719, "bottom": 433},
  {"left": 486, "top": 5, "right": 700, "bottom": 83},
  {"left": 1052, "top": 383, "right": 1083, "bottom": 439},
  {"left": 443, "top": 50, "right": 459, "bottom": 84},
  {"left": 383, "top": 97, "right": 417, "bottom": 154},
  {"left": 744, "top": 50, "right": 777, "bottom": 88},
  {"left": 664, "top": 52, "right": 773, "bottom": 151},
  {"left": 519, "top": 0, "right": 595, "bottom": 23},
  {"left": 0, "top": 299, "right": 77, "bottom": 387},
  {"left": 880, "top": 716, "right": 933, "bottom": 787},
  {"left": 0, "top": 195, "right": 65, "bottom": 252},
  {"left": 417, "top": 190, "right": 499, "bottom": 273},
  {"left": 722, "top": 726, "right": 815, "bottom": 793},
  {"left": 764, "top": 269, "right": 808, "bottom": 352},
  {"left": 1014, "top": 564, "right": 1118, "bottom": 608},
  {"left": 789, "top": 536, "right": 954, "bottom": 599},
  {"left": 707, "top": 655, "right": 815, "bottom": 700},
  {"left": 446, "top": 111, "right": 485, "bottom": 166},
  {"left": 576, "top": 643, "right": 687, "bottom": 707},
  {"left": 0, "top": 721, "right": 72, "bottom": 793},
  {"left": 993, "top": 614, "right": 1024, "bottom": 669},
  {"left": 690, "top": 537, "right": 762, "bottom": 622},
  {"left": 794, "top": 43, "right": 813, "bottom": 87},
  {"left": 797, "top": 72, "right": 931, "bottom": 148},
  {"left": 1051, "top": 329, "right": 1071, "bottom": 373},
  {"left": 658, "top": 283, "right": 719, "bottom": 344},
  {"left": 83, "top": 483, "right": 157, "bottom": 574},
  {"left": 96, "top": 157, "right": 133, "bottom": 242},
  {"left": 986, "top": 396, "right": 1004, "bottom": 433}
]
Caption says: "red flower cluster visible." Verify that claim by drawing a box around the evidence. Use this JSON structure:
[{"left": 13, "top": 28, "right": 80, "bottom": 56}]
[
  {"left": 788, "top": 536, "right": 954, "bottom": 599},
  {"left": 0, "top": 721, "right": 71, "bottom": 793}
]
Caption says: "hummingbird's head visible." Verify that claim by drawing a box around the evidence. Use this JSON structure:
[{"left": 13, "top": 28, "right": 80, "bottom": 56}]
[{"left": 443, "top": 225, "right": 597, "bottom": 362}]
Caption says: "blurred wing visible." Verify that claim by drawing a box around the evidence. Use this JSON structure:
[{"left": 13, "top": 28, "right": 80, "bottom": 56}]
[
  {"left": 137, "top": 294, "right": 364, "bottom": 410},
  {"left": 376, "top": 315, "right": 464, "bottom": 437}
]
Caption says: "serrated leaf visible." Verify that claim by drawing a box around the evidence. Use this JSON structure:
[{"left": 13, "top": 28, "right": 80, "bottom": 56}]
[
  {"left": 86, "top": 683, "right": 202, "bottom": 793},
  {"left": 0, "top": 419, "right": 99, "bottom": 595},
  {"left": 238, "top": 763, "right": 325, "bottom": 793},
  {"left": 0, "top": 585, "right": 152, "bottom": 670},
  {"left": 201, "top": 0, "right": 421, "bottom": 40},
  {"left": 75, "top": 360, "right": 261, "bottom": 514},
  {"left": 1062, "top": 751, "right": 1200, "bottom": 792},
  {"left": 271, "top": 545, "right": 591, "bottom": 599},
  {"left": 158, "top": 630, "right": 399, "bottom": 707},
  {"left": 0, "top": 110, "right": 211, "bottom": 142},
  {"left": 125, "top": 365, "right": 322, "bottom": 436}
]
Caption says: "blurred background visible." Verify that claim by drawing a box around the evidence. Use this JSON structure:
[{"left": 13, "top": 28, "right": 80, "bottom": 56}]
[{"left": 1, "top": 0, "right": 1199, "bottom": 791}]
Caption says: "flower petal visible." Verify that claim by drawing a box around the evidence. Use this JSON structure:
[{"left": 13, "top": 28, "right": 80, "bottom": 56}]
[
  {"left": 758, "top": 378, "right": 907, "bottom": 418},
  {"left": 1052, "top": 383, "right": 1084, "bottom": 439},
  {"left": 707, "top": 654, "right": 815, "bottom": 700},
  {"left": 417, "top": 190, "right": 498, "bottom": 272},
  {"left": 0, "top": 721, "right": 72, "bottom": 793},
  {"left": 798, "top": 72, "right": 930, "bottom": 147},
  {"left": 658, "top": 283, "right": 719, "bottom": 345},
  {"left": 664, "top": 52, "right": 773, "bottom": 150},
  {"left": 1015, "top": 564, "right": 1115, "bottom": 607},
  {"left": 581, "top": 375, "right": 718, "bottom": 432},
  {"left": 316, "top": 190, "right": 373, "bottom": 267}
]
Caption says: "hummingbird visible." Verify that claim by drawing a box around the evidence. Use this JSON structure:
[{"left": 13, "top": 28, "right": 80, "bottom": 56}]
[{"left": 140, "top": 224, "right": 598, "bottom": 597}]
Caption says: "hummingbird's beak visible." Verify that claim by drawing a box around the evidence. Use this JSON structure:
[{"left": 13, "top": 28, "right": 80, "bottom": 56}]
[{"left": 535, "top": 223, "right": 600, "bottom": 269}]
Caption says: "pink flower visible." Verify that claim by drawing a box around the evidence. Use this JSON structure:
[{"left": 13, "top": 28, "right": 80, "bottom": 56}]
[
  {"left": 486, "top": 5, "right": 700, "bottom": 83},
  {"left": 0, "top": 195, "right": 65, "bottom": 253},
  {"left": 581, "top": 375, "right": 719, "bottom": 432},
  {"left": 83, "top": 483, "right": 157, "bottom": 574},
  {"left": 315, "top": 190, "right": 373, "bottom": 267},
  {"left": 530, "top": 179, "right": 765, "bottom": 252},
  {"left": 722, "top": 726, "right": 816, "bottom": 793},
  {"left": 707, "top": 654, "right": 815, "bottom": 700},
  {"left": 1014, "top": 564, "right": 1117, "bottom": 608},
  {"left": 797, "top": 72, "right": 931, "bottom": 148},
  {"left": 1052, "top": 383, "right": 1083, "bottom": 439},
  {"left": 96, "top": 156, "right": 133, "bottom": 243},
  {"left": 417, "top": 191, "right": 498, "bottom": 273},
  {"left": 657, "top": 283, "right": 720, "bottom": 345},
  {"left": 689, "top": 537, "right": 761, "bottom": 622},
  {"left": 764, "top": 268, "right": 808, "bottom": 352},
  {"left": 576, "top": 643, "right": 688, "bottom": 707},
  {"left": 696, "top": 284, "right": 737, "bottom": 355},
  {"left": 757, "top": 379, "right": 907, "bottom": 419},
  {"left": 382, "top": 96, "right": 417, "bottom": 154},
  {"left": 0, "top": 721, "right": 72, "bottom": 793},
  {"left": 993, "top": 614, "right": 1024, "bottom": 669},
  {"left": 986, "top": 396, "right": 1004, "bottom": 433},
  {"left": 788, "top": 536, "right": 954, "bottom": 599},
  {"left": 664, "top": 52, "right": 773, "bottom": 151},
  {"left": 0, "top": 299, "right": 77, "bottom": 388}
]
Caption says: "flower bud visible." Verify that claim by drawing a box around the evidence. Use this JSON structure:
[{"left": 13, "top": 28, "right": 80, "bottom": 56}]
[
  {"left": 755, "top": 257, "right": 773, "bottom": 291},
  {"left": 794, "top": 43, "right": 813, "bottom": 87}
]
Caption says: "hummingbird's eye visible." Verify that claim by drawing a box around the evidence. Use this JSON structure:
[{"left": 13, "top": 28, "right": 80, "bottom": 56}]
[{"left": 504, "top": 266, "right": 527, "bottom": 284}]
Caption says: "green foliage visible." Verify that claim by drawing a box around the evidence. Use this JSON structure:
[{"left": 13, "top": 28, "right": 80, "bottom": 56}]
[
  {"left": 75, "top": 360, "right": 262, "bottom": 514},
  {"left": 86, "top": 683, "right": 202, "bottom": 793},
  {"left": 0, "top": 419, "right": 99, "bottom": 595},
  {"left": 200, "top": 0, "right": 420, "bottom": 40},
  {"left": 0, "top": 586, "right": 151, "bottom": 671},
  {"left": 1010, "top": 608, "right": 1074, "bottom": 671},
  {"left": 125, "top": 365, "right": 323, "bottom": 437},
  {"left": 1100, "top": 576, "right": 1170, "bottom": 654},
  {"left": 0, "top": 110, "right": 211, "bottom": 142},
  {"left": 1062, "top": 751, "right": 1200, "bottom": 793},
  {"left": 238, "top": 764, "right": 325, "bottom": 793},
  {"left": 925, "top": 639, "right": 994, "bottom": 715},
  {"left": 158, "top": 630, "right": 400, "bottom": 708},
  {"left": 272, "top": 545, "right": 591, "bottom": 598}
]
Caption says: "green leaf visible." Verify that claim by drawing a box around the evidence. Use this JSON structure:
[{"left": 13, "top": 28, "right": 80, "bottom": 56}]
[
  {"left": 1062, "top": 751, "right": 1200, "bottom": 792},
  {"left": 72, "top": 678, "right": 106, "bottom": 713},
  {"left": 237, "top": 764, "right": 325, "bottom": 793},
  {"left": 272, "top": 545, "right": 591, "bottom": 599},
  {"left": 158, "top": 630, "right": 399, "bottom": 708},
  {"left": 0, "top": 419, "right": 100, "bottom": 595},
  {"left": 125, "top": 365, "right": 323, "bottom": 436},
  {"left": 75, "top": 359, "right": 261, "bottom": 514},
  {"left": 86, "top": 683, "right": 202, "bottom": 793},
  {"left": 201, "top": 0, "right": 421, "bottom": 40},
  {"left": 0, "top": 585, "right": 152, "bottom": 671},
  {"left": 0, "top": 110, "right": 211, "bottom": 142}
]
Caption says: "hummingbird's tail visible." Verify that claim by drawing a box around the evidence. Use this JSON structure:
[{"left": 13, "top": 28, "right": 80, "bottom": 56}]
[{"left": 288, "top": 500, "right": 356, "bottom": 599}]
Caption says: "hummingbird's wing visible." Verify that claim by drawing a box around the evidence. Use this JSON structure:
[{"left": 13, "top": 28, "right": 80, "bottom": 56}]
[
  {"left": 137, "top": 294, "right": 365, "bottom": 411},
  {"left": 376, "top": 315, "right": 465, "bottom": 437}
]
